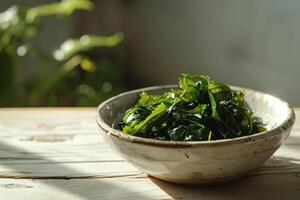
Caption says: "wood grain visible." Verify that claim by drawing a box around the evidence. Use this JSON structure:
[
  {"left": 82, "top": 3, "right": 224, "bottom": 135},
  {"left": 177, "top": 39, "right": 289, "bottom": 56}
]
[{"left": 0, "top": 108, "right": 299, "bottom": 200}]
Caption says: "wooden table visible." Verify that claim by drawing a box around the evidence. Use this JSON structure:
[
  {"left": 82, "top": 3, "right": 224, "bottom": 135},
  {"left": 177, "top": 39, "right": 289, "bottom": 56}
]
[{"left": 0, "top": 108, "right": 299, "bottom": 200}]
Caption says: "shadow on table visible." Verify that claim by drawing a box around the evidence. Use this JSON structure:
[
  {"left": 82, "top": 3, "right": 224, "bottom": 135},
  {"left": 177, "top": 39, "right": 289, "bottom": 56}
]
[
  {"left": 149, "top": 156, "right": 300, "bottom": 200},
  {"left": 283, "top": 135, "right": 300, "bottom": 152},
  {"left": 0, "top": 141, "right": 146, "bottom": 200}
]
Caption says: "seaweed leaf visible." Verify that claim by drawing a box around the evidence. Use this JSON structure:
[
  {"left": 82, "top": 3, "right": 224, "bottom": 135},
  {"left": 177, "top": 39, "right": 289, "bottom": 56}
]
[
  {"left": 120, "top": 73, "right": 264, "bottom": 141},
  {"left": 123, "top": 103, "right": 168, "bottom": 136}
]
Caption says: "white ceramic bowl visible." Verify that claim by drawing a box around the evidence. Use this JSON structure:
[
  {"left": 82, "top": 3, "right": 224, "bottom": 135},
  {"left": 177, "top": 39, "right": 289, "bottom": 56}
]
[{"left": 96, "top": 85, "right": 295, "bottom": 184}]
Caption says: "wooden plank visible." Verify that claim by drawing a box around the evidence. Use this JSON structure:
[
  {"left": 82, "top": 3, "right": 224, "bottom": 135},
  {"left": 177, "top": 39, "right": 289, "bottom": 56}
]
[
  {"left": 0, "top": 136, "right": 299, "bottom": 178},
  {"left": 0, "top": 177, "right": 170, "bottom": 200},
  {"left": 0, "top": 108, "right": 97, "bottom": 136},
  {"left": 0, "top": 108, "right": 140, "bottom": 178},
  {"left": 0, "top": 108, "right": 299, "bottom": 178},
  {"left": 0, "top": 108, "right": 299, "bottom": 200},
  {"left": 0, "top": 171, "right": 299, "bottom": 200}
]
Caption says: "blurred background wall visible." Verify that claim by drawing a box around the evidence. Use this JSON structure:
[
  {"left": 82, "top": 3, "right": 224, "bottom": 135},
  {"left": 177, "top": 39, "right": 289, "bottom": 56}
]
[
  {"left": 122, "top": 0, "right": 300, "bottom": 105},
  {"left": 1, "top": 0, "right": 300, "bottom": 106}
]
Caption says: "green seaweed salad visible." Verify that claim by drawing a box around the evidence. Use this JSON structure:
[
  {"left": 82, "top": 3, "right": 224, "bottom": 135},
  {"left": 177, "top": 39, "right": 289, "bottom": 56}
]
[{"left": 119, "top": 73, "right": 266, "bottom": 141}]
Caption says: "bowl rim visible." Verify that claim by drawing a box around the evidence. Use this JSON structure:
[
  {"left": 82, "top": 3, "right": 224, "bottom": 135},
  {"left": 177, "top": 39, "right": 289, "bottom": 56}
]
[{"left": 96, "top": 85, "right": 295, "bottom": 148}]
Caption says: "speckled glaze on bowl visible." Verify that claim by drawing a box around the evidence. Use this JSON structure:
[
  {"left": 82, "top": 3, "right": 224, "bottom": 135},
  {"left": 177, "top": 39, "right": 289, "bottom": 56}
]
[{"left": 96, "top": 85, "right": 295, "bottom": 184}]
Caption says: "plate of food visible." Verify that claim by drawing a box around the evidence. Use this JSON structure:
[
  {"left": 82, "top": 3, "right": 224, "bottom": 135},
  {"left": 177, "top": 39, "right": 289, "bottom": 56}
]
[{"left": 96, "top": 73, "right": 295, "bottom": 184}]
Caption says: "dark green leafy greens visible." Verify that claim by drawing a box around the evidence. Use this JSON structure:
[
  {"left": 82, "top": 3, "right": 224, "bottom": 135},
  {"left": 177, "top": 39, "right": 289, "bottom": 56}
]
[{"left": 119, "top": 74, "right": 266, "bottom": 141}]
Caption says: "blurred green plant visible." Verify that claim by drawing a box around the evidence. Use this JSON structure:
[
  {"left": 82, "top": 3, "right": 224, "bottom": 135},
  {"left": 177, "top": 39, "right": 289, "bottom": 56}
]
[{"left": 0, "top": 0, "right": 124, "bottom": 106}]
